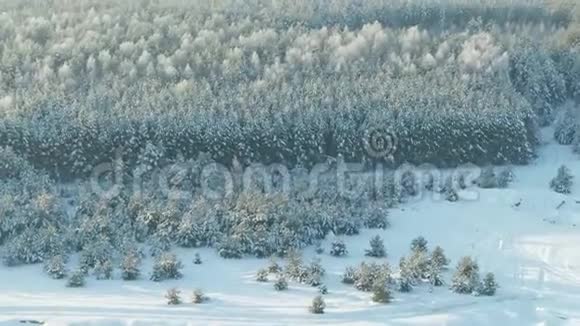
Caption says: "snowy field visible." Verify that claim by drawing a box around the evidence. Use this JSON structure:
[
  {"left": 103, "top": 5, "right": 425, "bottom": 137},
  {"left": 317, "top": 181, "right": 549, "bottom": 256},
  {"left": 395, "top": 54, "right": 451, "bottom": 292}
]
[{"left": 0, "top": 129, "right": 579, "bottom": 326}]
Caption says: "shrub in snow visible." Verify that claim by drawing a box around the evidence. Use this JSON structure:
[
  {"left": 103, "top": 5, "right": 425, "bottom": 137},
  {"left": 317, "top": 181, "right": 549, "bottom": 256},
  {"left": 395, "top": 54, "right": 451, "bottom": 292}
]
[
  {"left": 193, "top": 253, "right": 202, "bottom": 265},
  {"left": 410, "top": 236, "right": 428, "bottom": 253},
  {"left": 450, "top": 256, "right": 480, "bottom": 294},
  {"left": 274, "top": 275, "right": 288, "bottom": 291},
  {"left": 479, "top": 273, "right": 499, "bottom": 296},
  {"left": 477, "top": 167, "right": 497, "bottom": 189},
  {"left": 66, "top": 270, "right": 86, "bottom": 288},
  {"left": 497, "top": 168, "right": 515, "bottom": 188},
  {"left": 121, "top": 250, "right": 141, "bottom": 281},
  {"left": 166, "top": 288, "right": 182, "bottom": 305},
  {"left": 309, "top": 295, "right": 326, "bottom": 314},
  {"left": 329, "top": 240, "right": 347, "bottom": 257},
  {"left": 371, "top": 280, "right": 392, "bottom": 304},
  {"left": 256, "top": 268, "right": 269, "bottom": 282},
  {"left": 150, "top": 252, "right": 183, "bottom": 282},
  {"left": 319, "top": 284, "right": 328, "bottom": 295},
  {"left": 550, "top": 165, "right": 574, "bottom": 194},
  {"left": 445, "top": 186, "right": 459, "bottom": 202},
  {"left": 342, "top": 266, "right": 357, "bottom": 285},
  {"left": 192, "top": 289, "right": 209, "bottom": 304},
  {"left": 314, "top": 242, "right": 324, "bottom": 255},
  {"left": 44, "top": 255, "right": 67, "bottom": 280},
  {"left": 365, "top": 235, "right": 387, "bottom": 258},
  {"left": 268, "top": 257, "right": 282, "bottom": 273}
]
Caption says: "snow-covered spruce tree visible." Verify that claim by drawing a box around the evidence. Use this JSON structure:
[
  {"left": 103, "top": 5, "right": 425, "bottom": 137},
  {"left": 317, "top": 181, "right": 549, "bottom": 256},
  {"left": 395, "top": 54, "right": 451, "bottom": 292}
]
[
  {"left": 94, "top": 259, "right": 114, "bottom": 280},
  {"left": 44, "top": 255, "right": 67, "bottom": 280},
  {"left": 66, "top": 270, "right": 86, "bottom": 288},
  {"left": 166, "top": 288, "right": 182, "bottom": 305},
  {"left": 256, "top": 268, "right": 269, "bottom": 282},
  {"left": 398, "top": 257, "right": 413, "bottom": 292},
  {"left": 430, "top": 246, "right": 450, "bottom": 269},
  {"left": 550, "top": 165, "right": 574, "bottom": 194},
  {"left": 329, "top": 240, "right": 347, "bottom": 257},
  {"left": 274, "top": 275, "right": 288, "bottom": 291},
  {"left": 410, "top": 236, "right": 428, "bottom": 253},
  {"left": 309, "top": 295, "right": 326, "bottom": 314},
  {"left": 121, "top": 250, "right": 141, "bottom": 281},
  {"left": 479, "top": 273, "right": 499, "bottom": 296},
  {"left": 192, "top": 289, "right": 209, "bottom": 304},
  {"left": 371, "top": 280, "right": 393, "bottom": 304},
  {"left": 450, "top": 257, "right": 480, "bottom": 295},
  {"left": 150, "top": 252, "right": 183, "bottom": 282},
  {"left": 365, "top": 235, "right": 387, "bottom": 258},
  {"left": 477, "top": 167, "right": 498, "bottom": 189}
]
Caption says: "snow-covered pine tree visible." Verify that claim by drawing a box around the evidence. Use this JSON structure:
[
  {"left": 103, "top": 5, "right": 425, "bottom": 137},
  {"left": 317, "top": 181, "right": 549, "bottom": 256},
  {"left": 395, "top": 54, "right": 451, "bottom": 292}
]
[
  {"left": 166, "top": 288, "right": 182, "bottom": 305},
  {"left": 94, "top": 259, "right": 114, "bottom": 280},
  {"left": 66, "top": 270, "right": 86, "bottom": 288},
  {"left": 550, "top": 165, "right": 574, "bottom": 194},
  {"left": 371, "top": 280, "right": 392, "bottom": 303},
  {"left": 309, "top": 295, "right": 326, "bottom": 314},
  {"left": 450, "top": 256, "right": 480, "bottom": 294},
  {"left": 329, "top": 239, "right": 347, "bottom": 257},
  {"left": 150, "top": 252, "right": 183, "bottom": 282},
  {"left": 410, "top": 236, "right": 428, "bottom": 253},
  {"left": 44, "top": 255, "right": 67, "bottom": 279},
  {"left": 256, "top": 268, "right": 269, "bottom": 282},
  {"left": 192, "top": 289, "right": 209, "bottom": 303},
  {"left": 479, "top": 272, "right": 499, "bottom": 296},
  {"left": 398, "top": 257, "right": 413, "bottom": 292},
  {"left": 121, "top": 250, "right": 141, "bottom": 281},
  {"left": 274, "top": 275, "right": 288, "bottom": 291},
  {"left": 365, "top": 235, "right": 387, "bottom": 258},
  {"left": 430, "top": 246, "right": 450, "bottom": 269}
]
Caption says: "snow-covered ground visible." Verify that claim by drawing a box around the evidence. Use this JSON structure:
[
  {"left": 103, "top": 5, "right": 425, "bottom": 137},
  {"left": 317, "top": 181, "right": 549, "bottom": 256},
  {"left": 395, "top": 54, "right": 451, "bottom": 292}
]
[{"left": 1, "top": 129, "right": 579, "bottom": 326}]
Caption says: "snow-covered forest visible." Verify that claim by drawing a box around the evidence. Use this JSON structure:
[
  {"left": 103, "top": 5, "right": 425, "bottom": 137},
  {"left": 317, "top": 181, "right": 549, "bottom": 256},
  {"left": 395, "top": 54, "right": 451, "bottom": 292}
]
[
  {"left": 0, "top": 0, "right": 580, "bottom": 324},
  {"left": 0, "top": 0, "right": 578, "bottom": 178}
]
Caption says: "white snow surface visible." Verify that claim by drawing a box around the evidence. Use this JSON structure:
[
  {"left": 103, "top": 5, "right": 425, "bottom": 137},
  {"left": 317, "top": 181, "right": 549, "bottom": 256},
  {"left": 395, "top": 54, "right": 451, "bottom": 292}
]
[{"left": 1, "top": 129, "right": 579, "bottom": 326}]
